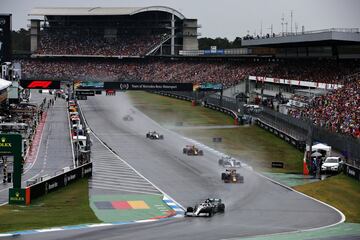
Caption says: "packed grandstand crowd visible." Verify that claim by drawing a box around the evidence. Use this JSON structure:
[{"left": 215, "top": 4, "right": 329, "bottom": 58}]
[
  {"left": 20, "top": 60, "right": 260, "bottom": 87},
  {"left": 35, "top": 29, "right": 166, "bottom": 56},
  {"left": 20, "top": 58, "right": 360, "bottom": 138},
  {"left": 289, "top": 78, "right": 360, "bottom": 138}
]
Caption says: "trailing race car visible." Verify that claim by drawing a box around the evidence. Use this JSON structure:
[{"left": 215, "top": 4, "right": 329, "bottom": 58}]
[
  {"left": 221, "top": 169, "right": 244, "bottom": 183},
  {"left": 146, "top": 131, "right": 164, "bottom": 140},
  {"left": 218, "top": 156, "right": 241, "bottom": 168},
  {"left": 183, "top": 145, "right": 203, "bottom": 156},
  {"left": 185, "top": 198, "right": 225, "bottom": 217},
  {"left": 123, "top": 115, "right": 133, "bottom": 121}
]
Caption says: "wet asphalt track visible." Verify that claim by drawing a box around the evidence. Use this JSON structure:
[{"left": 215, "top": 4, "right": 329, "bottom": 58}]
[{"left": 16, "top": 93, "right": 342, "bottom": 240}]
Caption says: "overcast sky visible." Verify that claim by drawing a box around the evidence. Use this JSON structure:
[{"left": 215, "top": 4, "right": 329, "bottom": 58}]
[{"left": 1, "top": 0, "right": 359, "bottom": 40}]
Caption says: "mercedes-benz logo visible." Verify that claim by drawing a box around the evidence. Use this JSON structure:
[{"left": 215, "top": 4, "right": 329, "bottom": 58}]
[
  {"left": 119, "top": 83, "right": 129, "bottom": 90},
  {"left": 0, "top": 19, "right": 6, "bottom": 25}
]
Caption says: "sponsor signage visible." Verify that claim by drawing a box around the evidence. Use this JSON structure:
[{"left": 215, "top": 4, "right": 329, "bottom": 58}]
[
  {"left": 204, "top": 49, "right": 224, "bottom": 55},
  {"left": 193, "top": 83, "right": 223, "bottom": 92},
  {"left": 9, "top": 188, "right": 27, "bottom": 205},
  {"left": 0, "top": 134, "right": 22, "bottom": 189},
  {"left": 249, "top": 76, "right": 343, "bottom": 90},
  {"left": 28, "top": 162, "right": 92, "bottom": 202},
  {"left": 77, "top": 81, "right": 104, "bottom": 89},
  {"left": 271, "top": 162, "right": 284, "bottom": 168},
  {"left": 212, "top": 137, "right": 222, "bottom": 143},
  {"left": 345, "top": 164, "right": 360, "bottom": 181},
  {"left": 104, "top": 82, "right": 193, "bottom": 91},
  {"left": 0, "top": 14, "right": 12, "bottom": 62},
  {"left": 76, "top": 90, "right": 95, "bottom": 96},
  {"left": 20, "top": 80, "right": 61, "bottom": 89},
  {"left": 77, "top": 95, "right": 88, "bottom": 100}
]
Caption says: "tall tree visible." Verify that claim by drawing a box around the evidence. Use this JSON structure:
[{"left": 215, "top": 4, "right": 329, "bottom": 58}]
[
  {"left": 11, "top": 28, "right": 30, "bottom": 53},
  {"left": 198, "top": 37, "right": 242, "bottom": 50}
]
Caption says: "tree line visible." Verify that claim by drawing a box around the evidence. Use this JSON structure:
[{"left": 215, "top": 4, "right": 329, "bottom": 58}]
[{"left": 198, "top": 37, "right": 242, "bottom": 50}]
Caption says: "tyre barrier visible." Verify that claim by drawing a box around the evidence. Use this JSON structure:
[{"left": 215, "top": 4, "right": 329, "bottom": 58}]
[{"left": 256, "top": 119, "right": 305, "bottom": 151}]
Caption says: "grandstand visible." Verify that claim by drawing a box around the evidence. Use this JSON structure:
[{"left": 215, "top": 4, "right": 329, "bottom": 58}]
[
  {"left": 21, "top": 7, "right": 360, "bottom": 146},
  {"left": 29, "top": 6, "right": 200, "bottom": 57}
]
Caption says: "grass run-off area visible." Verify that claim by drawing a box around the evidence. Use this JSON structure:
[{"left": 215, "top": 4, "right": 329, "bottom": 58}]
[
  {"left": 128, "top": 91, "right": 303, "bottom": 173},
  {"left": 294, "top": 174, "right": 360, "bottom": 223},
  {"left": 0, "top": 179, "right": 100, "bottom": 233}
]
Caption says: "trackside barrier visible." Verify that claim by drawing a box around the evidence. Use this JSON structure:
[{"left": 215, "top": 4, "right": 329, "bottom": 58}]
[
  {"left": 155, "top": 91, "right": 239, "bottom": 125},
  {"left": 203, "top": 102, "right": 239, "bottom": 125},
  {"left": 343, "top": 164, "right": 360, "bottom": 181},
  {"left": 25, "top": 162, "right": 92, "bottom": 204},
  {"left": 256, "top": 119, "right": 306, "bottom": 151}
]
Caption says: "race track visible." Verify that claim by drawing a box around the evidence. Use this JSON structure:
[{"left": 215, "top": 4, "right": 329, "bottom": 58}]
[{"left": 19, "top": 93, "right": 343, "bottom": 240}]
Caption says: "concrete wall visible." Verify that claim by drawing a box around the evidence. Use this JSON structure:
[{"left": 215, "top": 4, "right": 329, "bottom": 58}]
[
  {"left": 30, "top": 20, "right": 40, "bottom": 53},
  {"left": 182, "top": 19, "right": 198, "bottom": 51}
]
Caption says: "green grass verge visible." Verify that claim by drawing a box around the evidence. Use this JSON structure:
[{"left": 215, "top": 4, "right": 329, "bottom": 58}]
[
  {"left": 294, "top": 174, "right": 360, "bottom": 223},
  {"left": 0, "top": 179, "right": 100, "bottom": 233},
  {"left": 127, "top": 92, "right": 303, "bottom": 173}
]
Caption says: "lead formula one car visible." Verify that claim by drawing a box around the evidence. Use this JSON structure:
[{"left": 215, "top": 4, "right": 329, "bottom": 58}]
[
  {"left": 221, "top": 169, "right": 244, "bottom": 183},
  {"left": 218, "top": 156, "right": 241, "bottom": 168},
  {"left": 183, "top": 145, "right": 203, "bottom": 156},
  {"left": 185, "top": 198, "right": 225, "bottom": 217},
  {"left": 146, "top": 131, "right": 164, "bottom": 140}
]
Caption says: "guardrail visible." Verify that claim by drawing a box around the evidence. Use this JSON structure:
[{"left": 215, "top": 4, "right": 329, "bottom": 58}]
[
  {"left": 25, "top": 162, "right": 92, "bottom": 203},
  {"left": 256, "top": 119, "right": 306, "bottom": 151},
  {"left": 343, "top": 163, "right": 360, "bottom": 181}
]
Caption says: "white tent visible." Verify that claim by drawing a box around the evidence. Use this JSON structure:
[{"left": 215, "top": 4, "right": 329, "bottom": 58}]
[
  {"left": 0, "top": 78, "right": 12, "bottom": 91},
  {"left": 312, "top": 143, "right": 331, "bottom": 152},
  {"left": 310, "top": 143, "right": 332, "bottom": 158}
]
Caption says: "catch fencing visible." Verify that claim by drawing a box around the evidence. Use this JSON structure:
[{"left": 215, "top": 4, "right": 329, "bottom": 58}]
[{"left": 156, "top": 91, "right": 360, "bottom": 167}]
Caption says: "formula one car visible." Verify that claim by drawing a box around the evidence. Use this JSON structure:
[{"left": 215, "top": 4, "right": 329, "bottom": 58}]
[
  {"left": 218, "top": 156, "right": 241, "bottom": 168},
  {"left": 221, "top": 169, "right": 244, "bottom": 183},
  {"left": 183, "top": 145, "right": 203, "bottom": 156},
  {"left": 123, "top": 115, "right": 133, "bottom": 121},
  {"left": 185, "top": 198, "right": 225, "bottom": 217},
  {"left": 146, "top": 131, "right": 164, "bottom": 140}
]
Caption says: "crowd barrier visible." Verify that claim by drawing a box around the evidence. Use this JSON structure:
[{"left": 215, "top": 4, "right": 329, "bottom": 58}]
[
  {"left": 261, "top": 107, "right": 360, "bottom": 166},
  {"left": 256, "top": 119, "right": 306, "bottom": 151}
]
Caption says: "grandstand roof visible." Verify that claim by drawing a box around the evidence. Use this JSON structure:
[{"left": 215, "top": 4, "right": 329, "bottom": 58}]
[
  {"left": 29, "top": 6, "right": 185, "bottom": 19},
  {"left": 242, "top": 29, "right": 360, "bottom": 47}
]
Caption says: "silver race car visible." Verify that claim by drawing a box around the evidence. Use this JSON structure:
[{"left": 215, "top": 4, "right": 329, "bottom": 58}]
[
  {"left": 146, "top": 131, "right": 164, "bottom": 140},
  {"left": 218, "top": 156, "right": 241, "bottom": 168},
  {"left": 185, "top": 198, "right": 225, "bottom": 217}
]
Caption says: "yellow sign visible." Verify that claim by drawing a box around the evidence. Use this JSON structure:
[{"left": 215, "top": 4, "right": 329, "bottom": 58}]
[
  {"left": 0, "top": 137, "right": 12, "bottom": 148},
  {"left": 9, "top": 191, "right": 25, "bottom": 202}
]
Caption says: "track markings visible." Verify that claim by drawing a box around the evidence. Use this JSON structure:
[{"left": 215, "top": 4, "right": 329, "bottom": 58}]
[{"left": 89, "top": 136, "right": 161, "bottom": 195}]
